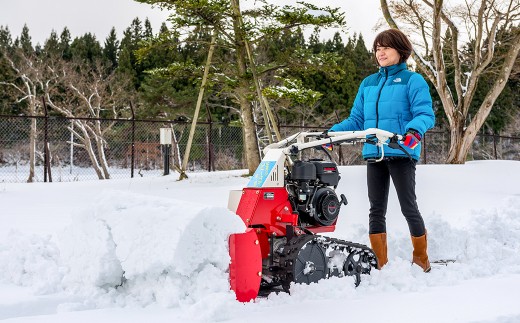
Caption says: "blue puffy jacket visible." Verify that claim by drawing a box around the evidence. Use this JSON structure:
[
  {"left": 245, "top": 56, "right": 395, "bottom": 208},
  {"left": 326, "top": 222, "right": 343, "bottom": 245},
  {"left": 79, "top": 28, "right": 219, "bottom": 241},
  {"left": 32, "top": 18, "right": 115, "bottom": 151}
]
[{"left": 330, "top": 63, "right": 435, "bottom": 160}]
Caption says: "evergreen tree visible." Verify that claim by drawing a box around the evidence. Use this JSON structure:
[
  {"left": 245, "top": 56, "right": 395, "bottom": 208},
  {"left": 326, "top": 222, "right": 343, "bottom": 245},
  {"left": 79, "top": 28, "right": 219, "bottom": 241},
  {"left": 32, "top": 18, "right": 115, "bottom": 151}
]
[
  {"left": 117, "top": 28, "right": 137, "bottom": 84},
  {"left": 0, "top": 26, "right": 15, "bottom": 114},
  {"left": 103, "top": 28, "right": 120, "bottom": 71},
  {"left": 70, "top": 33, "right": 102, "bottom": 64},
  {"left": 144, "top": 18, "right": 153, "bottom": 40},
  {"left": 43, "top": 30, "right": 60, "bottom": 57},
  {"left": 19, "top": 24, "right": 33, "bottom": 55},
  {"left": 59, "top": 27, "right": 72, "bottom": 60},
  {"left": 159, "top": 22, "right": 169, "bottom": 34},
  {"left": 324, "top": 32, "right": 344, "bottom": 53},
  {"left": 117, "top": 18, "right": 145, "bottom": 88},
  {"left": 136, "top": 26, "right": 204, "bottom": 119},
  {"left": 308, "top": 27, "right": 324, "bottom": 54}
]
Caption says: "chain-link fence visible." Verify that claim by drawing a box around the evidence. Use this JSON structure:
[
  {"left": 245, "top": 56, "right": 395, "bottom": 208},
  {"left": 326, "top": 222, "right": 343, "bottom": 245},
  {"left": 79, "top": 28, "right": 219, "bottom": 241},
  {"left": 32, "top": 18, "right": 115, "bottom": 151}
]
[
  {"left": 1, "top": 114, "right": 519, "bottom": 183},
  {"left": 0, "top": 115, "right": 244, "bottom": 183}
]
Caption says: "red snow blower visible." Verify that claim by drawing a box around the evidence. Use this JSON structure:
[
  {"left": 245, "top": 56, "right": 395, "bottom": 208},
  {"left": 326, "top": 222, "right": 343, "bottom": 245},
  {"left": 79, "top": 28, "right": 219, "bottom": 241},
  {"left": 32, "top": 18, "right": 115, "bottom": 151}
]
[{"left": 227, "top": 128, "right": 405, "bottom": 302}]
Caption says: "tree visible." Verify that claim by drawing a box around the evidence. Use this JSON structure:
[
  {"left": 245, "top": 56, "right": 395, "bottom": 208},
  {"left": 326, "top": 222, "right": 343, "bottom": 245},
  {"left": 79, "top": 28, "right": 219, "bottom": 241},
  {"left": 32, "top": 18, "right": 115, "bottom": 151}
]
[
  {"left": 132, "top": 22, "right": 201, "bottom": 120},
  {"left": 0, "top": 26, "right": 16, "bottom": 114},
  {"left": 44, "top": 59, "right": 134, "bottom": 180},
  {"left": 18, "top": 24, "right": 33, "bottom": 55},
  {"left": 135, "top": 0, "right": 345, "bottom": 174},
  {"left": 380, "top": 0, "right": 520, "bottom": 163},
  {"left": 70, "top": 33, "right": 103, "bottom": 64},
  {"left": 0, "top": 48, "right": 58, "bottom": 182},
  {"left": 117, "top": 18, "right": 146, "bottom": 88},
  {"left": 59, "top": 27, "right": 72, "bottom": 60},
  {"left": 43, "top": 31, "right": 60, "bottom": 57},
  {"left": 103, "top": 28, "right": 120, "bottom": 71}
]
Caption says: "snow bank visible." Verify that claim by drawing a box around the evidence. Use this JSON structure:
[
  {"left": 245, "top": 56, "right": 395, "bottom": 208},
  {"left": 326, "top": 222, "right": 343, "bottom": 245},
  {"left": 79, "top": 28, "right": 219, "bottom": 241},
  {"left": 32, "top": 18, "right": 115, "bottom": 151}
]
[
  {"left": 1, "top": 189, "right": 246, "bottom": 317},
  {"left": 3, "top": 194, "right": 519, "bottom": 311}
]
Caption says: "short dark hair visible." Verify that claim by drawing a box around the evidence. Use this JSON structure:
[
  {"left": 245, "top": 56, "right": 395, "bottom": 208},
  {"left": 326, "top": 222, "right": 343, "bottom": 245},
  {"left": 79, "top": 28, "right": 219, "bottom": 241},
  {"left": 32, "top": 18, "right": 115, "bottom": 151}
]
[{"left": 373, "top": 29, "right": 413, "bottom": 64}]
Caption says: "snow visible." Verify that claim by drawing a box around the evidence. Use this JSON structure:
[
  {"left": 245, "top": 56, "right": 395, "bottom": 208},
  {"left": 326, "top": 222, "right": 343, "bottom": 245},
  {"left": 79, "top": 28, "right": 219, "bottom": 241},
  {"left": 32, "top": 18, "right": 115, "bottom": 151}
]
[{"left": 1, "top": 161, "right": 520, "bottom": 322}]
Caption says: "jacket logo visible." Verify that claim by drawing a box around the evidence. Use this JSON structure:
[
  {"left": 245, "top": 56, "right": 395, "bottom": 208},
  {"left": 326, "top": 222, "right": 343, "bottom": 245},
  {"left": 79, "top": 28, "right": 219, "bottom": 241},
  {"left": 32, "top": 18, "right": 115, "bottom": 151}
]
[{"left": 393, "top": 78, "right": 402, "bottom": 83}]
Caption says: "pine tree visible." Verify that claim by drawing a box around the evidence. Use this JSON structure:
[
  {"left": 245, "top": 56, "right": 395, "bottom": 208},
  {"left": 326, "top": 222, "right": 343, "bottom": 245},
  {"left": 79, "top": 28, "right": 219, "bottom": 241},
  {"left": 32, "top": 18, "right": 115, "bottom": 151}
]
[
  {"left": 43, "top": 30, "right": 60, "bottom": 57},
  {"left": 117, "top": 18, "right": 145, "bottom": 88},
  {"left": 59, "top": 27, "right": 72, "bottom": 60},
  {"left": 0, "top": 26, "right": 15, "bottom": 114},
  {"left": 144, "top": 18, "right": 153, "bottom": 40},
  {"left": 70, "top": 33, "right": 102, "bottom": 64},
  {"left": 19, "top": 24, "right": 33, "bottom": 55},
  {"left": 103, "top": 28, "right": 120, "bottom": 71}
]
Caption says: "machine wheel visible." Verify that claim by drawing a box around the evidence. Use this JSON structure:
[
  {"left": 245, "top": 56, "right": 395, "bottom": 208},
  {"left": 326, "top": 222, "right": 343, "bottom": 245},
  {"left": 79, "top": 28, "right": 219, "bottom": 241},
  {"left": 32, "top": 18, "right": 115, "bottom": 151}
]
[
  {"left": 343, "top": 251, "right": 372, "bottom": 287},
  {"left": 292, "top": 237, "right": 328, "bottom": 285}
]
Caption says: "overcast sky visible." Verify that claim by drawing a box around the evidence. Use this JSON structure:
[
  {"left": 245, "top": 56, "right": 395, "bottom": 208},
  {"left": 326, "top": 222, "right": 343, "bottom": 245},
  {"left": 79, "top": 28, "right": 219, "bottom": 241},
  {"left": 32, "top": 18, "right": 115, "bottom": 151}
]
[{"left": 0, "top": 0, "right": 382, "bottom": 47}]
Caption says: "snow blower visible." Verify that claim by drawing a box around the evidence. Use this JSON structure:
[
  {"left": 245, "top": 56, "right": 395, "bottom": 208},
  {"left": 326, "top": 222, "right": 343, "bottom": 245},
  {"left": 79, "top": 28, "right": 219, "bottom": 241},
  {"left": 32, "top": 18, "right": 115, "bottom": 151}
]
[{"left": 228, "top": 128, "right": 405, "bottom": 302}]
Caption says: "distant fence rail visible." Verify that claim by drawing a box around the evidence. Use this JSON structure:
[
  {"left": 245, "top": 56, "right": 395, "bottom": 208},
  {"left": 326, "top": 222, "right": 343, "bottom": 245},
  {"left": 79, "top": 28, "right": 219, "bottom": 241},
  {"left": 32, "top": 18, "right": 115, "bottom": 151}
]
[{"left": 1, "top": 114, "right": 519, "bottom": 183}]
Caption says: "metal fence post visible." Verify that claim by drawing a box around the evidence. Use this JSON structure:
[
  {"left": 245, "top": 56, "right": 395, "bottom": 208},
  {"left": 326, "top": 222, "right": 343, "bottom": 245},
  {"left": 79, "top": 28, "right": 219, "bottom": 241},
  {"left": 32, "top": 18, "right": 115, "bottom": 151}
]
[
  {"left": 206, "top": 104, "right": 214, "bottom": 172},
  {"left": 493, "top": 132, "right": 498, "bottom": 159},
  {"left": 130, "top": 102, "right": 136, "bottom": 178},
  {"left": 42, "top": 97, "right": 52, "bottom": 182},
  {"left": 423, "top": 132, "right": 427, "bottom": 164}
]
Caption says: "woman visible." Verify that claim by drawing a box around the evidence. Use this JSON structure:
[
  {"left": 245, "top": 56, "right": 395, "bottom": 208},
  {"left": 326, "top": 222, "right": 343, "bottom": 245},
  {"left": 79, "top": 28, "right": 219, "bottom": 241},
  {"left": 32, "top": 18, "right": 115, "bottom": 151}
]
[{"left": 330, "top": 29, "right": 435, "bottom": 272}]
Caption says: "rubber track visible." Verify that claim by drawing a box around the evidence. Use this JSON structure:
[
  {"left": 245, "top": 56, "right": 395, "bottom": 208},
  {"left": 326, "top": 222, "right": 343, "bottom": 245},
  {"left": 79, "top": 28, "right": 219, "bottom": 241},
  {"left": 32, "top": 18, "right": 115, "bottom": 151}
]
[{"left": 279, "top": 234, "right": 378, "bottom": 289}]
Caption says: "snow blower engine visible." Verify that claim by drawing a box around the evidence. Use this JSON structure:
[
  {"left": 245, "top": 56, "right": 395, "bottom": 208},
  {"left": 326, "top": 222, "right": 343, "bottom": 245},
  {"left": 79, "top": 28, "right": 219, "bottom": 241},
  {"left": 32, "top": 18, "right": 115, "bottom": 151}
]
[{"left": 228, "top": 128, "right": 404, "bottom": 302}]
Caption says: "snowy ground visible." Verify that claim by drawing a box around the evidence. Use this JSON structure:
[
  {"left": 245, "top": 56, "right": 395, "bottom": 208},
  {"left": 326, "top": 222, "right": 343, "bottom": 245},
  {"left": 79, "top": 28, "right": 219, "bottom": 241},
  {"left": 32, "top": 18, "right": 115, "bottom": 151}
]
[{"left": 1, "top": 160, "right": 520, "bottom": 323}]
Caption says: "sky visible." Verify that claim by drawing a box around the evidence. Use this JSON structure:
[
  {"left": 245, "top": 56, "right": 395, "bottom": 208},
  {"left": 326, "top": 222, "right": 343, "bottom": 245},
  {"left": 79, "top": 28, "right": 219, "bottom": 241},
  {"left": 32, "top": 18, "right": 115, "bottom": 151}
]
[
  {"left": 0, "top": 0, "right": 382, "bottom": 47},
  {"left": 1, "top": 157, "right": 520, "bottom": 322}
]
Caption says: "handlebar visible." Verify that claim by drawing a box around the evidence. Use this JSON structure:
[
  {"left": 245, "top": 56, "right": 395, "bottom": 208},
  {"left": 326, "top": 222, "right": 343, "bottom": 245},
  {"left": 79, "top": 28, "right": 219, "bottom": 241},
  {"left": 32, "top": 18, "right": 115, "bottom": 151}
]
[
  {"left": 263, "top": 128, "right": 400, "bottom": 153},
  {"left": 262, "top": 128, "right": 408, "bottom": 162}
]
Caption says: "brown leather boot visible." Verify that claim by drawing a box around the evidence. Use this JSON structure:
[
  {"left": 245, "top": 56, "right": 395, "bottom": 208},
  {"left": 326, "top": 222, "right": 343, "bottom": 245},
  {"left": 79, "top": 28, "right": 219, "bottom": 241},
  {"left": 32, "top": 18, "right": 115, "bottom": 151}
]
[
  {"left": 411, "top": 233, "right": 431, "bottom": 272},
  {"left": 369, "top": 233, "right": 388, "bottom": 269}
]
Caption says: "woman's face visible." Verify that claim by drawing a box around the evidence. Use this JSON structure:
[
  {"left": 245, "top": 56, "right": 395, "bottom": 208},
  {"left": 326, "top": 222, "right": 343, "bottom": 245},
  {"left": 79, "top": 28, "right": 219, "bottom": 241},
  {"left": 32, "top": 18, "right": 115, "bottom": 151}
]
[{"left": 376, "top": 45, "right": 401, "bottom": 67}]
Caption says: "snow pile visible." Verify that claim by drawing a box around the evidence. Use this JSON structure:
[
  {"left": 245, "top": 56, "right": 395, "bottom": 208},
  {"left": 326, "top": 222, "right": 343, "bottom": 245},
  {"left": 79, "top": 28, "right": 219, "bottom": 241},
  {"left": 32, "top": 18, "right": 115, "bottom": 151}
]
[
  {"left": 0, "top": 232, "right": 62, "bottom": 294},
  {"left": 1, "top": 189, "right": 246, "bottom": 316},
  {"left": 2, "top": 193, "right": 519, "bottom": 313}
]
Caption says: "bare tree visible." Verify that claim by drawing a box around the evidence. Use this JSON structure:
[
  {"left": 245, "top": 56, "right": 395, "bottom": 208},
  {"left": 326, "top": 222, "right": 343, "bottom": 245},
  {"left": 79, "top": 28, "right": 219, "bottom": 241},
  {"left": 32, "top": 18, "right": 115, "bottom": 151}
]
[
  {"left": 0, "top": 50, "right": 59, "bottom": 182},
  {"left": 380, "top": 0, "right": 520, "bottom": 163},
  {"left": 45, "top": 60, "right": 133, "bottom": 179}
]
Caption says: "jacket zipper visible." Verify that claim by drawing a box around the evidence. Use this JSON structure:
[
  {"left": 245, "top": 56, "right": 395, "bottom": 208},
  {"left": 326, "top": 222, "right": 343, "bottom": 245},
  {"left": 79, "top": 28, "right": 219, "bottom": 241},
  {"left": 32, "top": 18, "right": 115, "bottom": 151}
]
[
  {"left": 375, "top": 68, "right": 388, "bottom": 129},
  {"left": 374, "top": 68, "right": 388, "bottom": 156}
]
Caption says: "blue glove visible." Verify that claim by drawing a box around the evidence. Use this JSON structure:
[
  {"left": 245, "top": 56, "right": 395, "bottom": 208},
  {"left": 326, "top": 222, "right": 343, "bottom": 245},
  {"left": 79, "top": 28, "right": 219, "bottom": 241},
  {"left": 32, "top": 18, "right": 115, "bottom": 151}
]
[{"left": 403, "top": 130, "right": 421, "bottom": 149}]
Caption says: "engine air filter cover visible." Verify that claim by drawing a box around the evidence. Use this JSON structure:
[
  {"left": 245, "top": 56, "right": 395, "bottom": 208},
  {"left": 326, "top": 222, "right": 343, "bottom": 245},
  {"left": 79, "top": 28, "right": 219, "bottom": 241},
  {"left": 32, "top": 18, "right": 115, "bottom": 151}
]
[
  {"left": 311, "top": 160, "right": 340, "bottom": 186},
  {"left": 291, "top": 161, "right": 316, "bottom": 181}
]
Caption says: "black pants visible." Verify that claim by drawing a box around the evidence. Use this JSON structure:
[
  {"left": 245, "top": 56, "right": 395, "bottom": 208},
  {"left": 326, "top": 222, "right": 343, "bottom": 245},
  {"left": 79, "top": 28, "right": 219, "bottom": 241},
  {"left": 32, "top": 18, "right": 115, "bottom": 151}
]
[{"left": 367, "top": 158, "right": 426, "bottom": 237}]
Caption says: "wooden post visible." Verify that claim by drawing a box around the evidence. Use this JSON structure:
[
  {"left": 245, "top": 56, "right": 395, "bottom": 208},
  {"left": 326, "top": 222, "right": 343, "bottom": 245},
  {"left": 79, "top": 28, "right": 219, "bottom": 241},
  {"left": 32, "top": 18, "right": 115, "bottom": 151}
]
[{"left": 178, "top": 29, "right": 218, "bottom": 180}]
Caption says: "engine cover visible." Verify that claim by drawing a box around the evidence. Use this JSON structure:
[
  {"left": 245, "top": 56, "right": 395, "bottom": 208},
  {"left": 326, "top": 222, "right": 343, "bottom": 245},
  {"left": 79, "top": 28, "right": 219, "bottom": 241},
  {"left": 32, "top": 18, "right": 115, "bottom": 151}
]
[
  {"left": 311, "top": 187, "right": 341, "bottom": 226},
  {"left": 311, "top": 160, "right": 340, "bottom": 186}
]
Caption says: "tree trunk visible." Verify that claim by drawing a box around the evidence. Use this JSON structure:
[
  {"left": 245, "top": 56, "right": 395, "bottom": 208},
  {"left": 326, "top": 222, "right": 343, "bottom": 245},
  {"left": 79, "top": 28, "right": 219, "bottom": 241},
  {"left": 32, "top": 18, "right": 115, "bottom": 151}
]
[
  {"left": 93, "top": 120, "right": 111, "bottom": 179},
  {"left": 446, "top": 116, "right": 466, "bottom": 164},
  {"left": 96, "top": 137, "right": 110, "bottom": 179},
  {"left": 231, "top": 0, "right": 260, "bottom": 175},
  {"left": 75, "top": 120, "right": 106, "bottom": 180},
  {"left": 239, "top": 92, "right": 260, "bottom": 174}
]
